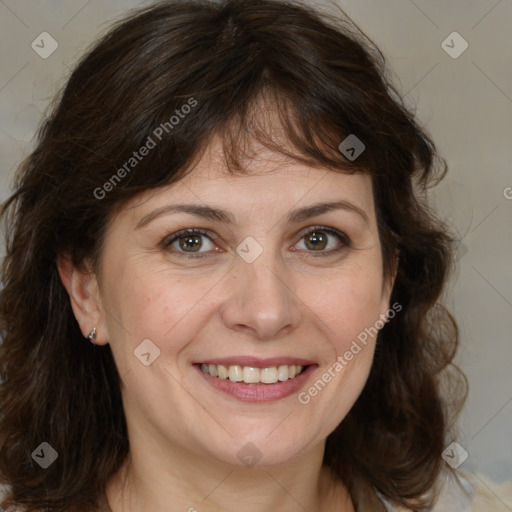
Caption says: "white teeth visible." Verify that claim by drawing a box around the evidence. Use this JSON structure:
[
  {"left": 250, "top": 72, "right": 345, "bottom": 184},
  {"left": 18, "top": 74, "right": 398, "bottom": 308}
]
[
  {"left": 228, "top": 365, "right": 243, "bottom": 382},
  {"left": 200, "top": 364, "right": 305, "bottom": 384},
  {"left": 217, "top": 364, "right": 229, "bottom": 379},
  {"left": 278, "top": 364, "right": 289, "bottom": 381},
  {"left": 260, "top": 367, "right": 278, "bottom": 384},
  {"left": 242, "top": 366, "right": 260, "bottom": 384}
]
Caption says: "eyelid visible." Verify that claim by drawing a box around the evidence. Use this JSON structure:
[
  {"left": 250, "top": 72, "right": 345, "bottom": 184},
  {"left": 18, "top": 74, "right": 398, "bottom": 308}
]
[
  {"left": 291, "top": 225, "right": 351, "bottom": 258},
  {"left": 162, "top": 225, "right": 350, "bottom": 257},
  {"left": 295, "top": 225, "right": 350, "bottom": 245},
  {"left": 161, "top": 228, "right": 219, "bottom": 253}
]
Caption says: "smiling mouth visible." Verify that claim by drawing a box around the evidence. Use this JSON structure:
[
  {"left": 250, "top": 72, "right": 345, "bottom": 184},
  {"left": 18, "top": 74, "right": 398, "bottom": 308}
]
[{"left": 200, "top": 363, "right": 307, "bottom": 384}]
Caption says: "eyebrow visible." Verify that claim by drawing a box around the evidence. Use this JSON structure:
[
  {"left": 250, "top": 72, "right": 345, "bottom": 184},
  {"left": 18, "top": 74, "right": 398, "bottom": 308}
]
[{"left": 135, "top": 200, "right": 369, "bottom": 229}]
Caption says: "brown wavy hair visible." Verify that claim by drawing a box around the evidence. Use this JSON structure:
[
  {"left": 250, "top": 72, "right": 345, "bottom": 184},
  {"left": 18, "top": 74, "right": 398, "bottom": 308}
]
[{"left": 0, "top": 1, "right": 467, "bottom": 510}]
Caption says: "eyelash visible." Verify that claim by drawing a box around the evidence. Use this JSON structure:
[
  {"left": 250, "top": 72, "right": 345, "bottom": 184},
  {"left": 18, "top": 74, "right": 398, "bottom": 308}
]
[{"left": 161, "top": 226, "right": 350, "bottom": 259}]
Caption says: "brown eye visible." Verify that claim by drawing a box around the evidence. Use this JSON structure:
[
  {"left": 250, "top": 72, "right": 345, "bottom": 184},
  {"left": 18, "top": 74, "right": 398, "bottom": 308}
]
[
  {"left": 178, "top": 234, "right": 203, "bottom": 252},
  {"left": 294, "top": 226, "right": 350, "bottom": 256},
  {"left": 304, "top": 231, "right": 328, "bottom": 251},
  {"left": 163, "top": 228, "right": 218, "bottom": 257}
]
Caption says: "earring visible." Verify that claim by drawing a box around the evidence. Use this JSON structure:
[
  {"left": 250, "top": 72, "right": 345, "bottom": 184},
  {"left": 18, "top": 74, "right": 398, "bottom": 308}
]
[{"left": 87, "top": 327, "right": 97, "bottom": 342}]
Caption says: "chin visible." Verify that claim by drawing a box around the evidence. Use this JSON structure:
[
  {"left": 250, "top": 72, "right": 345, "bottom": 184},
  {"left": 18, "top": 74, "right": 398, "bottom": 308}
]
[{"left": 204, "top": 426, "right": 319, "bottom": 469}]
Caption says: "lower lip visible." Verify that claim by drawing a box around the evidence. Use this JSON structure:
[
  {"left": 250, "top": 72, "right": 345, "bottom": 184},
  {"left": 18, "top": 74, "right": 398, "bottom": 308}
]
[{"left": 194, "top": 364, "right": 317, "bottom": 403}]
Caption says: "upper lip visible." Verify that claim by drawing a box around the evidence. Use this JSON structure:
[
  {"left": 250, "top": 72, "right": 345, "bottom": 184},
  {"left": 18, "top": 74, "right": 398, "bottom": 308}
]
[{"left": 195, "top": 356, "right": 316, "bottom": 368}]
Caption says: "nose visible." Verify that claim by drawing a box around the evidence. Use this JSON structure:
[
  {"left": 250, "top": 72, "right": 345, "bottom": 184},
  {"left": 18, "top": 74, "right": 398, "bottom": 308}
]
[{"left": 219, "top": 256, "right": 302, "bottom": 341}]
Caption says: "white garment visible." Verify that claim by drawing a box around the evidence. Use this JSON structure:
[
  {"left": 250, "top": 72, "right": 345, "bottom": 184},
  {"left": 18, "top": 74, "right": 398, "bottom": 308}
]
[{"left": 380, "top": 470, "right": 512, "bottom": 512}]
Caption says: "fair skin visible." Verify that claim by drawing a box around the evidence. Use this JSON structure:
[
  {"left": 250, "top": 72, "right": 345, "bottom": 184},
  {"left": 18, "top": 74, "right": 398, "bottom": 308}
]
[{"left": 58, "top": 139, "right": 397, "bottom": 512}]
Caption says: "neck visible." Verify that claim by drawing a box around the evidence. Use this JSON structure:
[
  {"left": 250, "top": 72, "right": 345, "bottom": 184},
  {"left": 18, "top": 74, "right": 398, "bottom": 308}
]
[{"left": 105, "top": 439, "right": 353, "bottom": 512}]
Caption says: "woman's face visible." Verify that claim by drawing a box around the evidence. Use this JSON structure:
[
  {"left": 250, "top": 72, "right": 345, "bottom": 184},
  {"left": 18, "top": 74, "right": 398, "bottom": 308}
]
[{"left": 82, "top": 138, "right": 395, "bottom": 467}]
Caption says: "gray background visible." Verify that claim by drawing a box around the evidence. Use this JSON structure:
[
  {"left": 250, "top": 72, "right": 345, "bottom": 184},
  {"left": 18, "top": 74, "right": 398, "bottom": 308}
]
[{"left": 1, "top": 0, "right": 511, "bottom": 499}]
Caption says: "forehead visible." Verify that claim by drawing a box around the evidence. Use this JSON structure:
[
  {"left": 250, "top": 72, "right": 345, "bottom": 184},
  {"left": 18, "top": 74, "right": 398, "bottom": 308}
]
[{"left": 127, "top": 136, "right": 375, "bottom": 219}]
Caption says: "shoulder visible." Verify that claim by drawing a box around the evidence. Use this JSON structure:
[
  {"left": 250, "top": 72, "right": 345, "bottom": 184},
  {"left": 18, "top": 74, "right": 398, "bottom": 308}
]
[
  {"left": 380, "top": 470, "right": 512, "bottom": 511},
  {"left": 429, "top": 470, "right": 474, "bottom": 511},
  {"left": 463, "top": 472, "right": 512, "bottom": 512},
  {"left": 429, "top": 470, "right": 512, "bottom": 512}
]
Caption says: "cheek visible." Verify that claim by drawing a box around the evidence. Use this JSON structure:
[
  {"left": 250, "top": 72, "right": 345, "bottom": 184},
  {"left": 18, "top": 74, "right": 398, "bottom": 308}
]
[
  {"left": 303, "top": 261, "right": 386, "bottom": 353},
  {"left": 102, "top": 263, "right": 216, "bottom": 356}
]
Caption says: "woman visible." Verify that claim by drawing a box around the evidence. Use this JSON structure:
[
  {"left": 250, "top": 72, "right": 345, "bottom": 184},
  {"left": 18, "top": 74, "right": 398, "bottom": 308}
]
[{"left": 0, "top": 0, "right": 508, "bottom": 510}]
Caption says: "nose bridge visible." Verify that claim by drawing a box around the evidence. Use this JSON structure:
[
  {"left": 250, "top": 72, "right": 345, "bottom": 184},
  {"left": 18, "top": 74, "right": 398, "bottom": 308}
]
[{"left": 220, "top": 244, "right": 301, "bottom": 339}]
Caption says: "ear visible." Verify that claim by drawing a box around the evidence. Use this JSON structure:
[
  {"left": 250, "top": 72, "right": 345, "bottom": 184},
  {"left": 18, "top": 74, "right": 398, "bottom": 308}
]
[
  {"left": 57, "top": 253, "right": 108, "bottom": 345},
  {"left": 380, "top": 248, "right": 400, "bottom": 317}
]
